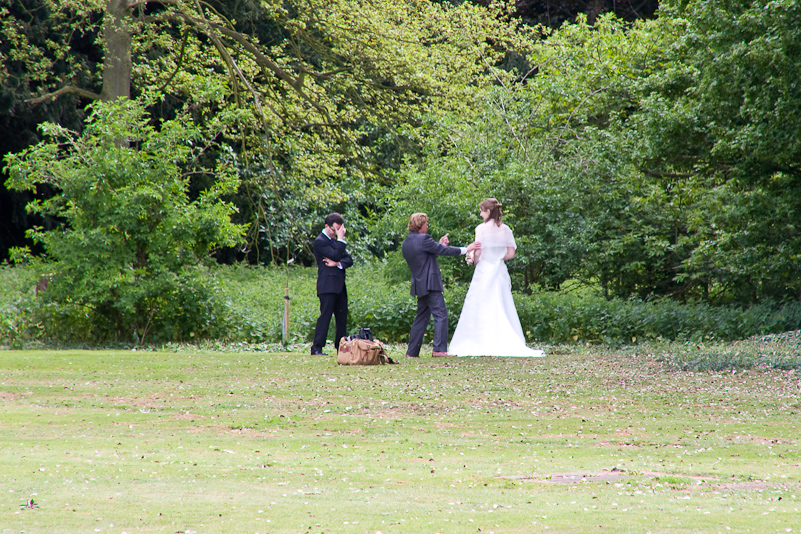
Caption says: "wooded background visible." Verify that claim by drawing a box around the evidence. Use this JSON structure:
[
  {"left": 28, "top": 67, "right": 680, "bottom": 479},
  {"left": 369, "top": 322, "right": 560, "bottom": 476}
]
[{"left": 2, "top": 0, "right": 799, "bottom": 343}]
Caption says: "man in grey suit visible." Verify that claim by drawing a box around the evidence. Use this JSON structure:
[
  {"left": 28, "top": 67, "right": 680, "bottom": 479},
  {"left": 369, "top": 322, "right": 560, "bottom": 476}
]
[{"left": 402, "top": 212, "right": 480, "bottom": 358}]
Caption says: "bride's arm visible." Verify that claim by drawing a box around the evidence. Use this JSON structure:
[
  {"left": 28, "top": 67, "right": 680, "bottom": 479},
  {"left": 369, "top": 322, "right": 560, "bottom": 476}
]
[
  {"left": 471, "top": 228, "right": 482, "bottom": 265},
  {"left": 503, "top": 247, "right": 515, "bottom": 261},
  {"left": 472, "top": 248, "right": 481, "bottom": 265}
]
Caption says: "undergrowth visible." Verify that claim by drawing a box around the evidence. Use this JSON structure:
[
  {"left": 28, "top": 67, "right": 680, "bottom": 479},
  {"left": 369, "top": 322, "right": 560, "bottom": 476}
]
[{"left": 3, "top": 262, "right": 801, "bottom": 370}]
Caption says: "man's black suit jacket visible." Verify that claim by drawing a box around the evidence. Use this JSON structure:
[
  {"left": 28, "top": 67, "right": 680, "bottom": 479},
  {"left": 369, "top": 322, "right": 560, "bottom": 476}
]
[
  {"left": 401, "top": 232, "right": 462, "bottom": 298},
  {"left": 313, "top": 233, "right": 353, "bottom": 296}
]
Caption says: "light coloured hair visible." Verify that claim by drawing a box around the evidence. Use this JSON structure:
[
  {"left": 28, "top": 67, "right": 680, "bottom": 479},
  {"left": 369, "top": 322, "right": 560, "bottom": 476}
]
[
  {"left": 480, "top": 198, "right": 503, "bottom": 226},
  {"left": 408, "top": 212, "right": 428, "bottom": 232}
]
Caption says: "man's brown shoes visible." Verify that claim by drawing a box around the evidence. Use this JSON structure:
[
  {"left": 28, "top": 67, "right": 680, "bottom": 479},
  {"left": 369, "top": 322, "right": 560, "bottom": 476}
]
[{"left": 432, "top": 351, "right": 454, "bottom": 357}]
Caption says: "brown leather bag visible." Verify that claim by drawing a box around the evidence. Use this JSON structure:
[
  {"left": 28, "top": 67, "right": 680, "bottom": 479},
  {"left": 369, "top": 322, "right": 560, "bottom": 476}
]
[{"left": 336, "top": 337, "right": 395, "bottom": 365}]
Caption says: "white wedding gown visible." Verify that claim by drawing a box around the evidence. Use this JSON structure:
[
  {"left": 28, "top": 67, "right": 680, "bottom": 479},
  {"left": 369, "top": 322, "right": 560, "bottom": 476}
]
[{"left": 450, "top": 222, "right": 545, "bottom": 357}]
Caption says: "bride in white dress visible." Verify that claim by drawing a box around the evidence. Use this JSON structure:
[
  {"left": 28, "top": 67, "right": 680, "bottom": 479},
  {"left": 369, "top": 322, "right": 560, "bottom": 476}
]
[{"left": 449, "top": 199, "right": 545, "bottom": 357}]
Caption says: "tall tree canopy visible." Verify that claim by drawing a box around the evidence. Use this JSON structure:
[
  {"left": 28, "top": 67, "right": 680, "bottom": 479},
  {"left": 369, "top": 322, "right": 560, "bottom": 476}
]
[
  {"left": 2, "top": 0, "right": 535, "bottom": 263},
  {"left": 380, "top": 0, "right": 801, "bottom": 305},
  {"left": 4, "top": 0, "right": 800, "bottom": 311},
  {"left": 635, "top": 0, "right": 801, "bottom": 302}
]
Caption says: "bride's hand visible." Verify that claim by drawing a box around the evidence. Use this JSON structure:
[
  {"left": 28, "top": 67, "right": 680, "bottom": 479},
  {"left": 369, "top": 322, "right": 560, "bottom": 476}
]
[{"left": 466, "top": 241, "right": 481, "bottom": 253}]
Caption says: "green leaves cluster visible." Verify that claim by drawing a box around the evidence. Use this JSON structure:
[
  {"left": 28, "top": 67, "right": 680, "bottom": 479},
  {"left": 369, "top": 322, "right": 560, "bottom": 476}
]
[
  {"left": 3, "top": 0, "right": 534, "bottom": 264},
  {"left": 382, "top": 1, "right": 801, "bottom": 305},
  {"left": 4, "top": 97, "right": 246, "bottom": 343},
  {"left": 640, "top": 0, "right": 801, "bottom": 302}
]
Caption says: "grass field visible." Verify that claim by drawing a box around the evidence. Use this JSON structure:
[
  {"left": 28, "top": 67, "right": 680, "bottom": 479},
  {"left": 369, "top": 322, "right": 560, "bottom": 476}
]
[{"left": 1, "top": 344, "right": 799, "bottom": 533}]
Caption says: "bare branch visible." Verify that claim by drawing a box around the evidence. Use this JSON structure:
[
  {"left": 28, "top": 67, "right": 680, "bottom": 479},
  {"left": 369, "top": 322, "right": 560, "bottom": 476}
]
[{"left": 26, "top": 86, "right": 101, "bottom": 105}]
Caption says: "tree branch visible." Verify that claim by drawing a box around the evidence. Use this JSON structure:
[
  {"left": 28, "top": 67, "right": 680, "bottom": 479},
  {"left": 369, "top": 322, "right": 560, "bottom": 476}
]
[{"left": 25, "top": 85, "right": 101, "bottom": 105}]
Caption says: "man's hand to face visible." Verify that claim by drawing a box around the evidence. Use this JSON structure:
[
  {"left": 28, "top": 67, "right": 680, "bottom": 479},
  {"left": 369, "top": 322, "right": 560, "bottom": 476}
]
[
  {"left": 326, "top": 222, "right": 347, "bottom": 240},
  {"left": 323, "top": 222, "right": 346, "bottom": 268}
]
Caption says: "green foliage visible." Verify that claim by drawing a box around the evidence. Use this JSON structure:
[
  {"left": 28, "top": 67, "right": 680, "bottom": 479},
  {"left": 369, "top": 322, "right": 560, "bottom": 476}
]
[
  {"left": 378, "top": 4, "right": 801, "bottom": 305},
  {"left": 5, "top": 262, "right": 801, "bottom": 354},
  {"left": 653, "top": 331, "right": 801, "bottom": 372},
  {"left": 376, "top": 14, "right": 675, "bottom": 291},
  {"left": 3, "top": 97, "right": 246, "bottom": 343},
  {"left": 0, "top": 261, "right": 44, "bottom": 349},
  {"left": 210, "top": 262, "right": 428, "bottom": 345},
  {"left": 4, "top": 1, "right": 801, "bottom": 344},
  {"left": 635, "top": 0, "right": 801, "bottom": 302},
  {"left": 2, "top": 0, "right": 535, "bottom": 266},
  {"left": 0, "top": 0, "right": 105, "bottom": 99},
  {"left": 217, "top": 271, "right": 796, "bottom": 352},
  {"left": 517, "top": 290, "right": 801, "bottom": 347},
  {"left": 236, "top": 0, "right": 537, "bottom": 263},
  {"left": 212, "top": 263, "right": 319, "bottom": 344}
]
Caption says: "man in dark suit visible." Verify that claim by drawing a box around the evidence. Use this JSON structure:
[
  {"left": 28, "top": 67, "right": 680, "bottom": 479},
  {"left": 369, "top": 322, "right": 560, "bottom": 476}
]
[
  {"left": 402, "top": 212, "right": 480, "bottom": 358},
  {"left": 311, "top": 212, "right": 353, "bottom": 355}
]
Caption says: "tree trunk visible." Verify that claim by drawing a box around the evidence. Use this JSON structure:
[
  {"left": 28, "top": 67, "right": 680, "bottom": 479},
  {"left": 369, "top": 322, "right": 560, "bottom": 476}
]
[{"left": 100, "top": 0, "right": 132, "bottom": 102}]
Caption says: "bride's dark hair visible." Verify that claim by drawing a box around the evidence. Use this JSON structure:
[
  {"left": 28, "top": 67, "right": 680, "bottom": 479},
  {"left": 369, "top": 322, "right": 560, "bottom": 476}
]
[{"left": 479, "top": 198, "right": 503, "bottom": 226}]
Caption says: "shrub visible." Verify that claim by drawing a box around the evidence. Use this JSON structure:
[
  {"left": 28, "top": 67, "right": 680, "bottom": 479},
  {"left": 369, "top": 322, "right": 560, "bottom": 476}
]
[
  {"left": 0, "top": 263, "right": 45, "bottom": 349},
  {"left": 5, "top": 261, "right": 801, "bottom": 353},
  {"left": 515, "top": 291, "right": 801, "bottom": 346},
  {"left": 4, "top": 99, "right": 245, "bottom": 344},
  {"left": 213, "top": 263, "right": 318, "bottom": 343}
]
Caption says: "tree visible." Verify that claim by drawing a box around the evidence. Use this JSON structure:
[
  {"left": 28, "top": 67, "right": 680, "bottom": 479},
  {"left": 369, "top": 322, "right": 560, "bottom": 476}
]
[
  {"left": 378, "top": 13, "right": 674, "bottom": 294},
  {"left": 4, "top": 97, "right": 246, "bottom": 343},
  {"left": 387, "top": 2, "right": 801, "bottom": 305},
  {"left": 0, "top": 0, "right": 99, "bottom": 261},
  {"left": 2, "top": 0, "right": 535, "bottom": 264},
  {"left": 634, "top": 0, "right": 801, "bottom": 302}
]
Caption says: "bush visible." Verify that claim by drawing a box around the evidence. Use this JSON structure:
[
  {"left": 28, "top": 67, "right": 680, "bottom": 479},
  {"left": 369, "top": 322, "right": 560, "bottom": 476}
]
[
  {"left": 0, "top": 263, "right": 45, "bottom": 349},
  {"left": 213, "top": 263, "right": 318, "bottom": 343},
  {"left": 4, "top": 98, "right": 245, "bottom": 344},
  {"left": 5, "top": 261, "right": 801, "bottom": 353},
  {"left": 515, "top": 291, "right": 801, "bottom": 346},
  {"left": 206, "top": 261, "right": 469, "bottom": 346},
  {"left": 215, "top": 263, "right": 801, "bottom": 348}
]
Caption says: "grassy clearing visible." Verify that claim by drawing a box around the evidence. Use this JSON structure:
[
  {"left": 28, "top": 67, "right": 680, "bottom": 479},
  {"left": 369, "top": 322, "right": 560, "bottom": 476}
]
[{"left": 1, "top": 346, "right": 799, "bottom": 533}]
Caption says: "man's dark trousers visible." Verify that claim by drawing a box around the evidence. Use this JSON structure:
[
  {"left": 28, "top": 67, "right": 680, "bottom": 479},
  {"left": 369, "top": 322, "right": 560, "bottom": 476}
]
[
  {"left": 312, "top": 288, "right": 348, "bottom": 353},
  {"left": 406, "top": 290, "right": 448, "bottom": 358}
]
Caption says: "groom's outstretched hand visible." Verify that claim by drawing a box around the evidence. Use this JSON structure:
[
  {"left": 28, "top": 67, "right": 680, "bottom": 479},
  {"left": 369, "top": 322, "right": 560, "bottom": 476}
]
[{"left": 467, "top": 241, "right": 481, "bottom": 253}]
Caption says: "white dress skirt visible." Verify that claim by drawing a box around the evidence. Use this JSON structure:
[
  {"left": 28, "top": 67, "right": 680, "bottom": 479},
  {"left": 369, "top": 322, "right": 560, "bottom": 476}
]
[{"left": 449, "top": 222, "right": 545, "bottom": 357}]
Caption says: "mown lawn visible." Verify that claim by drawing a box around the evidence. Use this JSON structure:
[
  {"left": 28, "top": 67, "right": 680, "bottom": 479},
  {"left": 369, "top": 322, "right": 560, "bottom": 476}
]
[{"left": 1, "top": 345, "right": 799, "bottom": 533}]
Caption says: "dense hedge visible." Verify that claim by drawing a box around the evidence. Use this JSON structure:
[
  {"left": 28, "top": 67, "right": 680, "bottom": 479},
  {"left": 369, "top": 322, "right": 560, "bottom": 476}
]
[
  {"left": 158, "top": 263, "right": 801, "bottom": 346},
  {"left": 514, "top": 292, "right": 801, "bottom": 346},
  {"left": 4, "top": 262, "right": 801, "bottom": 349}
]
